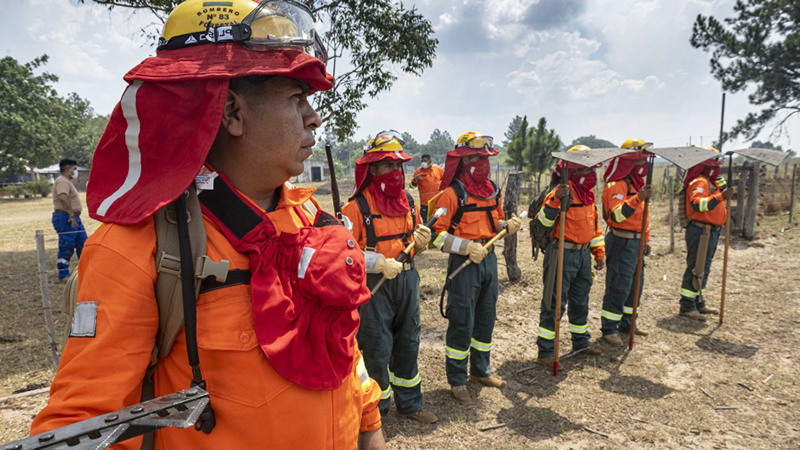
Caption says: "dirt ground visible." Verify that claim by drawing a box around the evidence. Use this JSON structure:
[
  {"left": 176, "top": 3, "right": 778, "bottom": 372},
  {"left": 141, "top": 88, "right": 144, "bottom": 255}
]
[{"left": 1, "top": 187, "right": 799, "bottom": 449}]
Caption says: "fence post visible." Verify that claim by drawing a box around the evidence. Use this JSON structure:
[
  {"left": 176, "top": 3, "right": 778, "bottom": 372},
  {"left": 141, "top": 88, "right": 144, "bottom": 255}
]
[
  {"left": 744, "top": 162, "right": 760, "bottom": 240},
  {"left": 669, "top": 175, "right": 675, "bottom": 253},
  {"left": 36, "top": 230, "right": 61, "bottom": 369},
  {"left": 735, "top": 164, "right": 748, "bottom": 234},
  {"left": 791, "top": 164, "right": 797, "bottom": 224},
  {"left": 502, "top": 172, "right": 524, "bottom": 282}
]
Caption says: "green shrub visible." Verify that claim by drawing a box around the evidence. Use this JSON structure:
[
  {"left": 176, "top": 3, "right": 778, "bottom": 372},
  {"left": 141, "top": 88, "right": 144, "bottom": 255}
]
[{"left": 25, "top": 179, "right": 53, "bottom": 197}]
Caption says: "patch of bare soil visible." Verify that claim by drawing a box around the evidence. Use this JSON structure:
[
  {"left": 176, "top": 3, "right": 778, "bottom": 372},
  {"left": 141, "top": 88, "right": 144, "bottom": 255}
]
[{"left": 1, "top": 193, "right": 799, "bottom": 449}]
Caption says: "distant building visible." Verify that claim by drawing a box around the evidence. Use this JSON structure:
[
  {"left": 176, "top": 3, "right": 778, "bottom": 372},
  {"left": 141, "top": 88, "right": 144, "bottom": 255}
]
[
  {"left": 34, "top": 164, "right": 90, "bottom": 190},
  {"left": 294, "top": 159, "right": 330, "bottom": 183}
]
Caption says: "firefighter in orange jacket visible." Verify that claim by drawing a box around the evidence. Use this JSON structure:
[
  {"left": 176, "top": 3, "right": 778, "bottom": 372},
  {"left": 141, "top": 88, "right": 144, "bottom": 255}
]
[
  {"left": 30, "top": 1, "right": 386, "bottom": 448},
  {"left": 432, "top": 132, "right": 521, "bottom": 405},
  {"left": 600, "top": 138, "right": 652, "bottom": 347},
  {"left": 533, "top": 146, "right": 605, "bottom": 366},
  {"left": 410, "top": 153, "right": 444, "bottom": 220},
  {"left": 342, "top": 131, "right": 437, "bottom": 424},
  {"left": 679, "top": 147, "right": 733, "bottom": 321}
]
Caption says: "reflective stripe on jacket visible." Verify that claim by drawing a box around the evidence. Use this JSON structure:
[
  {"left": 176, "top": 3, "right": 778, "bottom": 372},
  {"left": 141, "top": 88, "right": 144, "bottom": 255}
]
[
  {"left": 536, "top": 182, "right": 605, "bottom": 260},
  {"left": 685, "top": 176, "right": 727, "bottom": 226},
  {"left": 602, "top": 179, "right": 651, "bottom": 241}
]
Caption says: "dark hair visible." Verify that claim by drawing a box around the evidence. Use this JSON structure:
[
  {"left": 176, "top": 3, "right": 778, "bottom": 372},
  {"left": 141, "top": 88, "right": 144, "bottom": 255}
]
[
  {"left": 59, "top": 159, "right": 77, "bottom": 173},
  {"left": 421, "top": 154, "right": 431, "bottom": 160}
]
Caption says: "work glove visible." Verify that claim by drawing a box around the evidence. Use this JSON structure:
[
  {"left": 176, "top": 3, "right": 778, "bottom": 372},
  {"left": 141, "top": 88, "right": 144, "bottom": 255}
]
[
  {"left": 376, "top": 254, "right": 403, "bottom": 280},
  {"left": 412, "top": 224, "right": 431, "bottom": 252},
  {"left": 467, "top": 241, "right": 489, "bottom": 264},
  {"left": 499, "top": 214, "right": 522, "bottom": 236},
  {"left": 714, "top": 176, "right": 727, "bottom": 190}
]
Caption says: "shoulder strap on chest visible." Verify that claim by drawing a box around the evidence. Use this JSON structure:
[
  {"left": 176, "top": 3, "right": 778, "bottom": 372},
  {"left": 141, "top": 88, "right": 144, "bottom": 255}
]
[
  {"left": 448, "top": 181, "right": 500, "bottom": 234},
  {"left": 353, "top": 192, "right": 378, "bottom": 251}
]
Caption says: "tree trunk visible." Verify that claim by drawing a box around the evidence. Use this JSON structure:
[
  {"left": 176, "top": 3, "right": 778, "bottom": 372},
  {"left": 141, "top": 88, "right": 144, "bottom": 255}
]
[{"left": 503, "top": 171, "right": 524, "bottom": 282}]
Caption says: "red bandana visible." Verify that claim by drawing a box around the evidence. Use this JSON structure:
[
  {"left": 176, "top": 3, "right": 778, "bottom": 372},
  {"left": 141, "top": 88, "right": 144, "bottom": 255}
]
[
  {"left": 628, "top": 163, "right": 649, "bottom": 191},
  {"left": 551, "top": 162, "right": 597, "bottom": 205},
  {"left": 199, "top": 173, "right": 369, "bottom": 390},
  {"left": 369, "top": 171, "right": 409, "bottom": 217},
  {"left": 459, "top": 159, "right": 495, "bottom": 198}
]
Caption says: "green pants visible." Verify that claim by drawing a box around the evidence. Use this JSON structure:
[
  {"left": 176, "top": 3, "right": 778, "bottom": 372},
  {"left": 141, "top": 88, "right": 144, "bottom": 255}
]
[
  {"left": 680, "top": 223, "right": 721, "bottom": 312},
  {"left": 601, "top": 232, "right": 645, "bottom": 335},
  {"left": 536, "top": 247, "right": 593, "bottom": 357},
  {"left": 444, "top": 252, "right": 498, "bottom": 386},
  {"left": 357, "top": 269, "right": 422, "bottom": 415}
]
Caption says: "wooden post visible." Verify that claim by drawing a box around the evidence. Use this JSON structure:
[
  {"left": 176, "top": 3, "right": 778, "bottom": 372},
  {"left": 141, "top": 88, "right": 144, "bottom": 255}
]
[
  {"left": 35, "top": 230, "right": 61, "bottom": 369},
  {"left": 744, "top": 162, "right": 760, "bottom": 240},
  {"left": 669, "top": 174, "right": 675, "bottom": 253},
  {"left": 503, "top": 171, "right": 524, "bottom": 282},
  {"left": 790, "top": 164, "right": 797, "bottom": 224},
  {"left": 735, "top": 164, "right": 748, "bottom": 234}
]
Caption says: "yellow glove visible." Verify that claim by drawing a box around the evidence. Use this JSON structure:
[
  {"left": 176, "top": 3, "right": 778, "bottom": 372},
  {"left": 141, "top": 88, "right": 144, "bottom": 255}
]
[
  {"left": 467, "top": 241, "right": 488, "bottom": 264},
  {"left": 376, "top": 254, "right": 403, "bottom": 279},
  {"left": 499, "top": 214, "right": 522, "bottom": 236},
  {"left": 412, "top": 224, "right": 431, "bottom": 252}
]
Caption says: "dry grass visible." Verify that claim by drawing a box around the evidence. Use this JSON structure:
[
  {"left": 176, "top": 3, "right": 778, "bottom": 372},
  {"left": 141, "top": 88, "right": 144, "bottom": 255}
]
[{"left": 1, "top": 186, "right": 799, "bottom": 449}]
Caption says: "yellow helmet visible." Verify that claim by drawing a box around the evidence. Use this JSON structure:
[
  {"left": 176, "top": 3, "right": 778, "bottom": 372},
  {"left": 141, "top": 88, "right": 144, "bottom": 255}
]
[
  {"left": 158, "top": 0, "right": 327, "bottom": 63},
  {"left": 567, "top": 145, "right": 591, "bottom": 153},
  {"left": 621, "top": 138, "right": 652, "bottom": 151},
  {"left": 363, "top": 130, "right": 405, "bottom": 153}
]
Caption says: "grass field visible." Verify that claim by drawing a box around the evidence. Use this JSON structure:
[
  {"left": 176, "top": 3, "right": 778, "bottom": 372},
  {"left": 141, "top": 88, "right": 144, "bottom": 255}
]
[{"left": 1, "top": 185, "right": 799, "bottom": 449}]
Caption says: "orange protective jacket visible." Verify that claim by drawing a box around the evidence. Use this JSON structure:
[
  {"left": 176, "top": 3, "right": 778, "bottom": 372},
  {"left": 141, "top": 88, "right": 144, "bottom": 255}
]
[
  {"left": 31, "top": 185, "right": 382, "bottom": 450},
  {"left": 432, "top": 186, "right": 505, "bottom": 241},
  {"left": 410, "top": 165, "right": 444, "bottom": 206},
  {"left": 685, "top": 176, "right": 727, "bottom": 226},
  {"left": 602, "top": 179, "right": 651, "bottom": 241},
  {"left": 342, "top": 189, "right": 421, "bottom": 260},
  {"left": 535, "top": 182, "right": 605, "bottom": 260}
]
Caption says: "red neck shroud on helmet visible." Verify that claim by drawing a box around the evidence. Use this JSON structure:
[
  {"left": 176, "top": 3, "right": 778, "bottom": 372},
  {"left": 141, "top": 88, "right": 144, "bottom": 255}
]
[
  {"left": 350, "top": 146, "right": 411, "bottom": 216},
  {"left": 439, "top": 144, "right": 499, "bottom": 197},
  {"left": 604, "top": 152, "right": 649, "bottom": 191},
  {"left": 551, "top": 161, "right": 598, "bottom": 205},
  {"left": 88, "top": 46, "right": 333, "bottom": 225},
  {"left": 369, "top": 171, "right": 410, "bottom": 217},
  {"left": 684, "top": 158, "right": 723, "bottom": 187}
]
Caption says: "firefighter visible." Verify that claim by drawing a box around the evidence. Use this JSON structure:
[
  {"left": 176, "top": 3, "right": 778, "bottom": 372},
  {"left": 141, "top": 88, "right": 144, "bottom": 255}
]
[
  {"left": 432, "top": 131, "right": 522, "bottom": 404},
  {"left": 410, "top": 153, "right": 444, "bottom": 220},
  {"left": 31, "top": 1, "right": 386, "bottom": 448},
  {"left": 600, "top": 138, "right": 652, "bottom": 347},
  {"left": 341, "top": 131, "right": 437, "bottom": 424},
  {"left": 533, "top": 146, "right": 605, "bottom": 366},
  {"left": 679, "top": 147, "right": 733, "bottom": 321}
]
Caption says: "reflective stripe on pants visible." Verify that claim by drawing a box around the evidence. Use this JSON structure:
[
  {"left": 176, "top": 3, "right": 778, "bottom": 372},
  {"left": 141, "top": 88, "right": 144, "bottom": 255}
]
[
  {"left": 680, "top": 223, "right": 720, "bottom": 312},
  {"left": 601, "top": 232, "right": 644, "bottom": 335},
  {"left": 444, "top": 252, "right": 498, "bottom": 386}
]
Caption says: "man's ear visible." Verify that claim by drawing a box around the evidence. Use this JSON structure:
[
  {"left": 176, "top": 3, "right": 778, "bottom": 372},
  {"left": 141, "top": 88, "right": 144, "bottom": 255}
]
[{"left": 220, "top": 88, "right": 245, "bottom": 137}]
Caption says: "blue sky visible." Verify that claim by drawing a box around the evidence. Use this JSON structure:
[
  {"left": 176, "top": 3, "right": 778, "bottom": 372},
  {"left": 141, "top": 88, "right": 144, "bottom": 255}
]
[{"left": 8, "top": 0, "right": 797, "bottom": 151}]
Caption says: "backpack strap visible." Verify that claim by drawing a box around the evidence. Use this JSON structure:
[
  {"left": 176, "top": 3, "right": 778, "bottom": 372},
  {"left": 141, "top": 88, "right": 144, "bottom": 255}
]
[
  {"left": 355, "top": 191, "right": 418, "bottom": 251},
  {"left": 447, "top": 180, "right": 501, "bottom": 234}
]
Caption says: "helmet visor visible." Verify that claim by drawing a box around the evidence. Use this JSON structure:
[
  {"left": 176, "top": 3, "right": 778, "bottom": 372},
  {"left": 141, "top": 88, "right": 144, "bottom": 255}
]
[
  {"left": 456, "top": 135, "right": 494, "bottom": 151},
  {"left": 242, "top": 1, "right": 328, "bottom": 64},
  {"left": 363, "top": 129, "right": 405, "bottom": 152}
]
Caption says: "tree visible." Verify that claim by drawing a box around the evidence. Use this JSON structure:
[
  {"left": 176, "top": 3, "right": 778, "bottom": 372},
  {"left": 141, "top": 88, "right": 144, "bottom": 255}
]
[
  {"left": 691, "top": 1, "right": 799, "bottom": 141},
  {"left": 751, "top": 140, "right": 795, "bottom": 157},
  {"left": 424, "top": 129, "right": 454, "bottom": 163},
  {"left": 505, "top": 116, "right": 528, "bottom": 171},
  {"left": 524, "top": 117, "right": 560, "bottom": 193},
  {"left": 570, "top": 135, "right": 616, "bottom": 149},
  {"left": 81, "top": 0, "right": 438, "bottom": 142},
  {"left": 502, "top": 115, "right": 523, "bottom": 147},
  {"left": 65, "top": 114, "right": 109, "bottom": 168},
  {"left": 0, "top": 55, "right": 95, "bottom": 173}
]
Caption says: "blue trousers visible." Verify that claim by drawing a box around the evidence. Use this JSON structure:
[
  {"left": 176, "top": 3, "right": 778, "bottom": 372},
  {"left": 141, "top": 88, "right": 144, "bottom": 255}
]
[
  {"left": 536, "top": 247, "right": 593, "bottom": 357},
  {"left": 601, "top": 232, "right": 645, "bottom": 335},
  {"left": 51, "top": 212, "right": 87, "bottom": 279}
]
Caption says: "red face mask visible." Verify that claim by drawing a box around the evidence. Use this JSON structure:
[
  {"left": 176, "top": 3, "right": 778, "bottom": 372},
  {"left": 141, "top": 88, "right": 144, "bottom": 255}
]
[
  {"left": 372, "top": 170, "right": 405, "bottom": 198},
  {"left": 466, "top": 158, "right": 491, "bottom": 183},
  {"left": 573, "top": 171, "right": 597, "bottom": 190}
]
